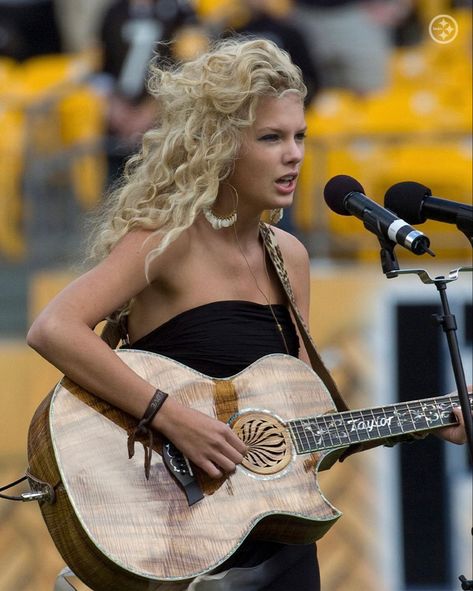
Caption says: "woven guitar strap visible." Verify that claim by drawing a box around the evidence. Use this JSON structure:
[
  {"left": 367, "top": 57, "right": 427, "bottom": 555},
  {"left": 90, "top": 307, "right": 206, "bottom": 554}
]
[{"left": 260, "top": 223, "right": 349, "bottom": 413}]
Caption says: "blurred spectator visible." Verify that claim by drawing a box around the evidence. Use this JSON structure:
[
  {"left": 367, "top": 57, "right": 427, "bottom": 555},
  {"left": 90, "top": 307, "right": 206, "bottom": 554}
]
[
  {"left": 391, "top": 2, "right": 422, "bottom": 47},
  {"left": 56, "top": 0, "right": 114, "bottom": 53},
  {"left": 220, "top": 0, "right": 321, "bottom": 104},
  {"left": 0, "top": 0, "right": 62, "bottom": 61},
  {"left": 95, "top": 0, "right": 203, "bottom": 184},
  {"left": 291, "top": 0, "right": 413, "bottom": 95}
]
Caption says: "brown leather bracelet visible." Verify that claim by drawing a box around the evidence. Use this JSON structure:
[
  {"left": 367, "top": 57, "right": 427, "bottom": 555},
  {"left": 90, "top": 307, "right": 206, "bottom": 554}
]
[
  {"left": 127, "top": 389, "right": 169, "bottom": 479},
  {"left": 137, "top": 389, "right": 169, "bottom": 432}
]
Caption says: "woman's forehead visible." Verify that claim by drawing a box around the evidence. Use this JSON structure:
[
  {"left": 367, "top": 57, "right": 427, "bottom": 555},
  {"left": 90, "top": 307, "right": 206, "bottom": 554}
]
[{"left": 253, "top": 93, "right": 305, "bottom": 126}]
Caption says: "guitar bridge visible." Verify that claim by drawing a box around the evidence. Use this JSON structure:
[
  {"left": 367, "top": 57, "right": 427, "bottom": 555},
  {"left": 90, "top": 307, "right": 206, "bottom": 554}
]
[{"left": 162, "top": 440, "right": 204, "bottom": 506}]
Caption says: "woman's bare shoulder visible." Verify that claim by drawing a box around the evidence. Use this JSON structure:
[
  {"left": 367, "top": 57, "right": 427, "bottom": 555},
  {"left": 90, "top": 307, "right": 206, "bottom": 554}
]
[
  {"left": 111, "top": 228, "right": 160, "bottom": 256},
  {"left": 110, "top": 227, "right": 189, "bottom": 269},
  {"left": 270, "top": 226, "right": 309, "bottom": 269}
]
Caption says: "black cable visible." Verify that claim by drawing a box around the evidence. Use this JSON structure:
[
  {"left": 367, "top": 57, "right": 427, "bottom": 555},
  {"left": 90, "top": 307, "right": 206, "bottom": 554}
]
[{"left": 0, "top": 475, "right": 27, "bottom": 501}]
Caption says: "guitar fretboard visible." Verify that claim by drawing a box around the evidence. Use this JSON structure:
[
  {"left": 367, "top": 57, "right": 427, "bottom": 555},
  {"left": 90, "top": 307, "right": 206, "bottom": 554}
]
[{"left": 288, "top": 394, "right": 470, "bottom": 455}]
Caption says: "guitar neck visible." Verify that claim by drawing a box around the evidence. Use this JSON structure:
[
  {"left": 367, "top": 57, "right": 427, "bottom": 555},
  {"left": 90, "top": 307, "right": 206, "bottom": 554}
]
[{"left": 288, "top": 393, "right": 472, "bottom": 455}]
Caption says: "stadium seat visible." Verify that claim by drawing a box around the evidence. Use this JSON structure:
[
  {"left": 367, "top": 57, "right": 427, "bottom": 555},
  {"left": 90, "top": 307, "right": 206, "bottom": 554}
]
[
  {"left": 0, "top": 109, "right": 26, "bottom": 259},
  {"left": 59, "top": 88, "right": 107, "bottom": 208}
]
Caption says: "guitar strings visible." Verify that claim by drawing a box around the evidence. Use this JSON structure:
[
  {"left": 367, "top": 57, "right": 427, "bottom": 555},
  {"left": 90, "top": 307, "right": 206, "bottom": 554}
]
[
  {"left": 288, "top": 404, "right": 457, "bottom": 435},
  {"left": 288, "top": 396, "right": 458, "bottom": 427},
  {"left": 287, "top": 396, "right": 459, "bottom": 444}
]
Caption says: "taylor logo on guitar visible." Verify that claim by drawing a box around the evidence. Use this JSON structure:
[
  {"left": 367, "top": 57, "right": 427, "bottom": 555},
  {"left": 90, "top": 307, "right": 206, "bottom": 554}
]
[{"left": 27, "top": 350, "right": 468, "bottom": 591}]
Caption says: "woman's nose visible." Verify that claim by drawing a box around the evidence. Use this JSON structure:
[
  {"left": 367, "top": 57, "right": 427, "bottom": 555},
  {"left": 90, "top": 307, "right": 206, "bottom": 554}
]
[{"left": 284, "top": 139, "right": 304, "bottom": 164}]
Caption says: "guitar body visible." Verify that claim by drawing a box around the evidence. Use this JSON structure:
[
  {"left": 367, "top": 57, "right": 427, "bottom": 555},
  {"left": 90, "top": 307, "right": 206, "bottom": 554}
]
[{"left": 27, "top": 351, "right": 343, "bottom": 591}]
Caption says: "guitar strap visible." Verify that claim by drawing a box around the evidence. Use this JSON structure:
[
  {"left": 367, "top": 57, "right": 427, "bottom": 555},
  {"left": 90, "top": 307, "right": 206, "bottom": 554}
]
[
  {"left": 259, "top": 223, "right": 349, "bottom": 412},
  {"left": 100, "top": 313, "right": 125, "bottom": 350}
]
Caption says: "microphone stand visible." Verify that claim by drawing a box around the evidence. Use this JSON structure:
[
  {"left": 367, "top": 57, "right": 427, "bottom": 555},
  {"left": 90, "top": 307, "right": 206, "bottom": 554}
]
[
  {"left": 385, "top": 262, "right": 473, "bottom": 457},
  {"left": 377, "top": 236, "right": 473, "bottom": 589}
]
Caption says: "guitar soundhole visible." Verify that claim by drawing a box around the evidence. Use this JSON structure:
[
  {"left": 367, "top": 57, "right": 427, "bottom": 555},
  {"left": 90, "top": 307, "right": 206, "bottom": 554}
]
[{"left": 231, "top": 413, "right": 291, "bottom": 475}]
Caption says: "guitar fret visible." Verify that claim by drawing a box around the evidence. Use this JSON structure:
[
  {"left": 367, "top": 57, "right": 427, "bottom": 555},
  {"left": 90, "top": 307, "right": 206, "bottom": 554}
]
[
  {"left": 394, "top": 405, "right": 407, "bottom": 435},
  {"left": 419, "top": 401, "right": 437, "bottom": 430},
  {"left": 412, "top": 401, "right": 434, "bottom": 432},
  {"left": 300, "top": 419, "right": 313, "bottom": 452},
  {"left": 405, "top": 404, "right": 417, "bottom": 432},
  {"left": 288, "top": 422, "right": 303, "bottom": 454},
  {"left": 370, "top": 408, "right": 382, "bottom": 439},
  {"left": 322, "top": 415, "right": 350, "bottom": 448},
  {"left": 292, "top": 422, "right": 308, "bottom": 454},
  {"left": 321, "top": 416, "right": 335, "bottom": 448},
  {"left": 372, "top": 408, "right": 395, "bottom": 438},
  {"left": 346, "top": 411, "right": 362, "bottom": 443},
  {"left": 333, "top": 417, "right": 349, "bottom": 446}
]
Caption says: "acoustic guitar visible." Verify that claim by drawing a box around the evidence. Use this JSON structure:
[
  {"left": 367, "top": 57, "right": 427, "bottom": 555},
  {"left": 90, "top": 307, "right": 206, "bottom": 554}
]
[{"left": 27, "top": 350, "right": 468, "bottom": 591}]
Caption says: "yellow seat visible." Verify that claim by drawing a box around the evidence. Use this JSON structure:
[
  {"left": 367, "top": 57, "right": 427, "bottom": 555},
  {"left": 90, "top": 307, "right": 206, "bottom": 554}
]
[
  {"left": 366, "top": 141, "right": 472, "bottom": 261},
  {"left": 0, "top": 109, "right": 26, "bottom": 259},
  {"left": 18, "top": 54, "right": 107, "bottom": 210},
  {"left": 0, "top": 56, "right": 16, "bottom": 88},
  {"left": 20, "top": 53, "right": 91, "bottom": 98},
  {"left": 307, "top": 91, "right": 365, "bottom": 138},
  {"left": 59, "top": 87, "right": 107, "bottom": 208}
]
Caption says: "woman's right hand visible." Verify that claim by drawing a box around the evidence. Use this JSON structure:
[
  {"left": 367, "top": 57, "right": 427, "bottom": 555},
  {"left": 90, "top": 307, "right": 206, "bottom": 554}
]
[{"left": 153, "top": 397, "right": 247, "bottom": 479}]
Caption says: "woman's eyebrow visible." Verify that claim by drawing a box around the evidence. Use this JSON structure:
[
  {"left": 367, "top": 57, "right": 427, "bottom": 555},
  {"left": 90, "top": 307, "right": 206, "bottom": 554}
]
[{"left": 256, "top": 125, "right": 308, "bottom": 133}]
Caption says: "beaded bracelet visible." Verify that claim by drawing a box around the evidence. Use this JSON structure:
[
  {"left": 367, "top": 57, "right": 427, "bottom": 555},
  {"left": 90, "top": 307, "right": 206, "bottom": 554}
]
[{"left": 127, "top": 389, "right": 169, "bottom": 479}]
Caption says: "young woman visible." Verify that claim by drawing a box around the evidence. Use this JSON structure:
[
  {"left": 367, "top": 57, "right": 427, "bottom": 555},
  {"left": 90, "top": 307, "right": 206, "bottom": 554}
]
[{"left": 27, "top": 38, "right": 467, "bottom": 590}]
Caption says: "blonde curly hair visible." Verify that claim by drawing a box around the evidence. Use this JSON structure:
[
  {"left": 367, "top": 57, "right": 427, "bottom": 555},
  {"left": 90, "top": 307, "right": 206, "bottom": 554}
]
[{"left": 89, "top": 37, "right": 306, "bottom": 265}]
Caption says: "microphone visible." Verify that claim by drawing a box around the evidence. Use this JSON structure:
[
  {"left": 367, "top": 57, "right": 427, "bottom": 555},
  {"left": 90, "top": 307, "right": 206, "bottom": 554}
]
[
  {"left": 324, "top": 175, "right": 434, "bottom": 256},
  {"left": 384, "top": 181, "right": 473, "bottom": 241}
]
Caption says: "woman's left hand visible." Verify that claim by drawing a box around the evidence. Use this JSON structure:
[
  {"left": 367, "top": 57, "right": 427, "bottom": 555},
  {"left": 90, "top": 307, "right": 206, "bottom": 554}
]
[{"left": 436, "top": 407, "right": 469, "bottom": 445}]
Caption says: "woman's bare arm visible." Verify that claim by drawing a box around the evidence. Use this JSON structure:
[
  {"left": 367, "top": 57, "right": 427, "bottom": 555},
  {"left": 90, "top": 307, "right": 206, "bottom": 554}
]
[{"left": 27, "top": 230, "right": 246, "bottom": 478}]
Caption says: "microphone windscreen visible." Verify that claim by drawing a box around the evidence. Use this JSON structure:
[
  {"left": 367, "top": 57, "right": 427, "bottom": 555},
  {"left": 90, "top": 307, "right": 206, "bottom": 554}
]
[
  {"left": 324, "top": 175, "right": 365, "bottom": 215},
  {"left": 384, "top": 181, "right": 432, "bottom": 224}
]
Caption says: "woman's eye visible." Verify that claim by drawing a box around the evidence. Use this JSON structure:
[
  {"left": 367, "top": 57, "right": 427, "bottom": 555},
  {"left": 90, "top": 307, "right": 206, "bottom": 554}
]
[
  {"left": 296, "top": 133, "right": 307, "bottom": 141},
  {"left": 260, "top": 134, "right": 279, "bottom": 141}
]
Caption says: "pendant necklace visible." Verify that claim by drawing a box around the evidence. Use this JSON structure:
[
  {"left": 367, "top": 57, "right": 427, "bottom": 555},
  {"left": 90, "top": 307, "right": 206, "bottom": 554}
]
[{"left": 232, "top": 226, "right": 290, "bottom": 355}]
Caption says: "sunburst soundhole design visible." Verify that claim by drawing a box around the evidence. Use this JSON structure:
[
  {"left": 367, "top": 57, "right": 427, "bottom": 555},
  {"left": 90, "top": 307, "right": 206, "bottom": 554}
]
[{"left": 232, "top": 412, "right": 291, "bottom": 475}]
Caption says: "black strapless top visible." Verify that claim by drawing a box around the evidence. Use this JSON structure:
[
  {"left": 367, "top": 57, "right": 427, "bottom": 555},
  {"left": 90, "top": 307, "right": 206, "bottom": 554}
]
[{"left": 129, "top": 300, "right": 299, "bottom": 378}]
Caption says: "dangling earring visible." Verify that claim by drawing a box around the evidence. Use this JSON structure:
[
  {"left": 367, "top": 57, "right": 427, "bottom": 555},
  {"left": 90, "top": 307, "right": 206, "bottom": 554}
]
[
  {"left": 269, "top": 208, "right": 284, "bottom": 225},
  {"left": 203, "top": 184, "right": 238, "bottom": 230}
]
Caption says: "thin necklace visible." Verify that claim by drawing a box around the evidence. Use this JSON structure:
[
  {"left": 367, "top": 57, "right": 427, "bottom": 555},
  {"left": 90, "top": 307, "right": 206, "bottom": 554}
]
[{"left": 232, "top": 225, "right": 290, "bottom": 355}]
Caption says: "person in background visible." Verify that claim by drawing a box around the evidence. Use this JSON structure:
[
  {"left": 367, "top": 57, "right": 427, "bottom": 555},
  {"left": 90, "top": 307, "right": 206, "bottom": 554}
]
[
  {"left": 96, "top": 0, "right": 204, "bottom": 184},
  {"left": 219, "top": 0, "right": 321, "bottom": 105},
  {"left": 0, "top": 0, "right": 62, "bottom": 61},
  {"left": 291, "top": 0, "right": 413, "bottom": 94}
]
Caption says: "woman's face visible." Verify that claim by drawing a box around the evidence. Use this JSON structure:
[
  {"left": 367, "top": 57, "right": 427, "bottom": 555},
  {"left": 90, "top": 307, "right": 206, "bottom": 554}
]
[{"left": 227, "top": 92, "right": 306, "bottom": 218}]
